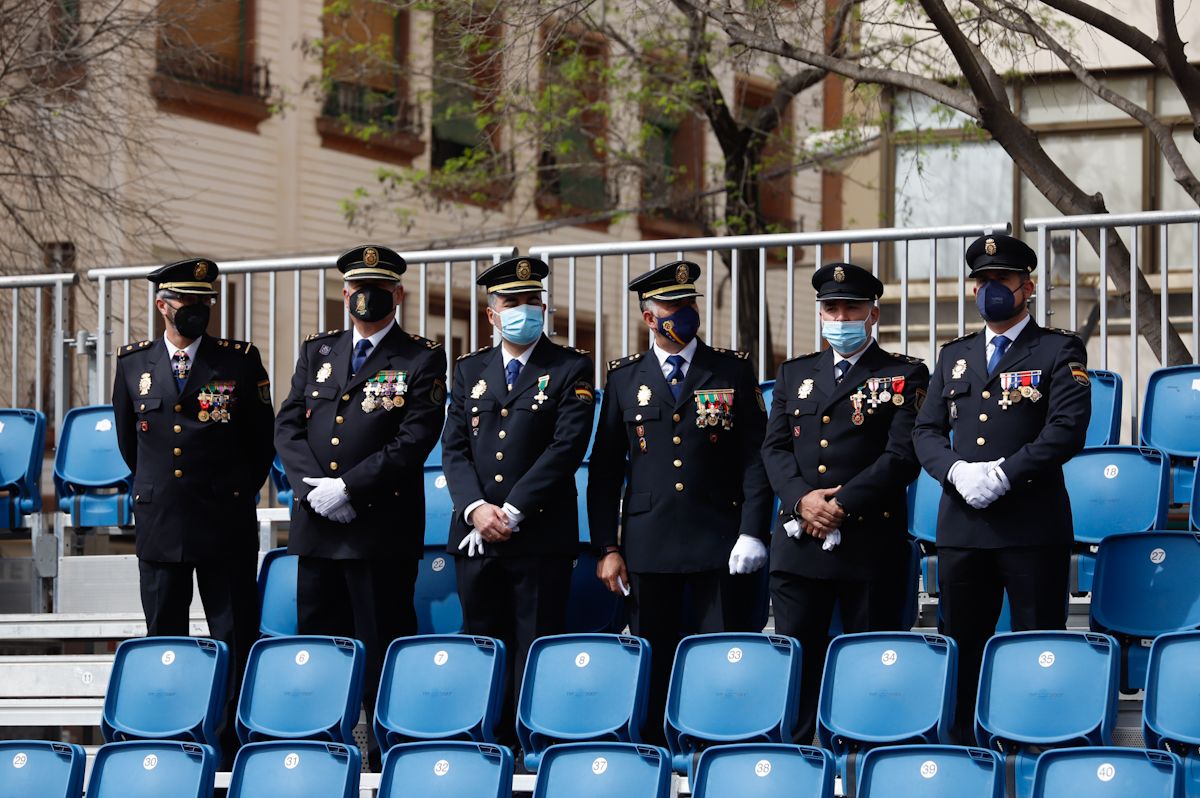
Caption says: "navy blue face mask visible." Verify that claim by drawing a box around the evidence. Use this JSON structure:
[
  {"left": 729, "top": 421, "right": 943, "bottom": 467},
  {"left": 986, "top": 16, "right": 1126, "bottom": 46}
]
[
  {"left": 976, "top": 279, "right": 1025, "bottom": 322},
  {"left": 654, "top": 304, "right": 700, "bottom": 346}
]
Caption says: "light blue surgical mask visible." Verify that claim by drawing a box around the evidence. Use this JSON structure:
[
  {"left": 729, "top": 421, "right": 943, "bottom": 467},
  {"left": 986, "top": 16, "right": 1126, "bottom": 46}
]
[
  {"left": 822, "top": 319, "right": 870, "bottom": 354},
  {"left": 498, "top": 304, "right": 544, "bottom": 346}
]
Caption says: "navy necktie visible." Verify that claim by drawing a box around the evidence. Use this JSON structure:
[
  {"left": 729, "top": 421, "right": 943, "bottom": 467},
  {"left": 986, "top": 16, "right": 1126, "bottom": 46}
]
[
  {"left": 666, "top": 354, "right": 686, "bottom": 400},
  {"left": 987, "top": 334, "right": 1011, "bottom": 376},
  {"left": 835, "top": 359, "right": 850, "bottom": 385},
  {"left": 351, "top": 339, "right": 373, "bottom": 374},
  {"left": 506, "top": 358, "right": 522, "bottom": 391}
]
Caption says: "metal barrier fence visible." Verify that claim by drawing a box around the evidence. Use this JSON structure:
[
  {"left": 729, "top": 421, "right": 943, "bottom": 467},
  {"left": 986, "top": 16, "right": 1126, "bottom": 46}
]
[{"left": 0, "top": 272, "right": 77, "bottom": 435}]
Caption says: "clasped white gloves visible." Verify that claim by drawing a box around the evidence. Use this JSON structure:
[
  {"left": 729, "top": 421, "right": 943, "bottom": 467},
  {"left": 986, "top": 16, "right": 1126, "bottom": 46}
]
[
  {"left": 728, "top": 534, "right": 769, "bottom": 575},
  {"left": 459, "top": 530, "right": 485, "bottom": 557},
  {"left": 783, "top": 517, "right": 842, "bottom": 550},
  {"left": 948, "top": 458, "right": 1009, "bottom": 509},
  {"left": 821, "top": 529, "right": 843, "bottom": 551},
  {"left": 302, "top": 477, "right": 353, "bottom": 520},
  {"left": 460, "top": 503, "right": 526, "bottom": 558}
]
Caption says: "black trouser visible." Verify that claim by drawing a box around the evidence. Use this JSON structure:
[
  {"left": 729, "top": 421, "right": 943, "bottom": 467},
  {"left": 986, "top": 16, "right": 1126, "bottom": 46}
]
[
  {"left": 628, "top": 569, "right": 736, "bottom": 746},
  {"left": 138, "top": 552, "right": 260, "bottom": 769},
  {"left": 770, "top": 571, "right": 873, "bottom": 745},
  {"left": 937, "top": 544, "right": 1070, "bottom": 744},
  {"left": 456, "top": 555, "right": 573, "bottom": 748},
  {"left": 296, "top": 555, "right": 418, "bottom": 768}
]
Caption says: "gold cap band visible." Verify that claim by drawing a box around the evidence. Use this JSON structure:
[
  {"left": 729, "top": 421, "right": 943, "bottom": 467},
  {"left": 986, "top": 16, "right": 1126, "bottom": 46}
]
[
  {"left": 641, "top": 283, "right": 697, "bottom": 299},
  {"left": 159, "top": 281, "right": 216, "bottom": 293},
  {"left": 342, "top": 266, "right": 404, "bottom": 282},
  {"left": 487, "top": 279, "right": 544, "bottom": 294}
]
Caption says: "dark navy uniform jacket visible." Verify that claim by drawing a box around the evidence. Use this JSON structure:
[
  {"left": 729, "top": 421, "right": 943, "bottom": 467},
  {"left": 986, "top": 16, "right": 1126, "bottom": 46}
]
[
  {"left": 762, "top": 342, "right": 929, "bottom": 580},
  {"left": 587, "top": 339, "right": 773, "bottom": 573},
  {"left": 275, "top": 324, "right": 447, "bottom": 560},
  {"left": 912, "top": 321, "right": 1091, "bottom": 548},
  {"left": 113, "top": 335, "right": 275, "bottom": 562},
  {"left": 441, "top": 336, "right": 595, "bottom": 557}
]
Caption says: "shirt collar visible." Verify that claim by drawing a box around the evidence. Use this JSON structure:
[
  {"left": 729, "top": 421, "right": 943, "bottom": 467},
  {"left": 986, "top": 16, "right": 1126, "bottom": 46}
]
[
  {"left": 163, "top": 333, "right": 201, "bottom": 362},
  {"left": 831, "top": 339, "right": 874, "bottom": 369},
  {"left": 985, "top": 313, "right": 1031, "bottom": 348},
  {"left": 652, "top": 336, "right": 699, "bottom": 369},
  {"left": 501, "top": 339, "right": 537, "bottom": 368},
  {"left": 352, "top": 318, "right": 396, "bottom": 350}
]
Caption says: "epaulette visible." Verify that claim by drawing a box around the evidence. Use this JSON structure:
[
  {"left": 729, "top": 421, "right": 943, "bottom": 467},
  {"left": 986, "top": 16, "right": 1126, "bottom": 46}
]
[
  {"left": 941, "top": 330, "right": 980, "bottom": 346},
  {"left": 569, "top": 346, "right": 591, "bottom": 355},
  {"left": 711, "top": 347, "right": 751, "bottom": 360},
  {"left": 1044, "top": 326, "right": 1081, "bottom": 338},
  {"left": 305, "top": 329, "right": 341, "bottom": 342},
  {"left": 783, "top": 350, "right": 822, "bottom": 364},
  {"left": 409, "top": 332, "right": 443, "bottom": 350},
  {"left": 457, "top": 344, "right": 493, "bottom": 362},
  {"left": 607, "top": 352, "right": 644, "bottom": 371},
  {"left": 215, "top": 338, "right": 252, "bottom": 354},
  {"left": 890, "top": 351, "right": 924, "bottom": 364},
  {"left": 118, "top": 340, "right": 153, "bottom": 357}
]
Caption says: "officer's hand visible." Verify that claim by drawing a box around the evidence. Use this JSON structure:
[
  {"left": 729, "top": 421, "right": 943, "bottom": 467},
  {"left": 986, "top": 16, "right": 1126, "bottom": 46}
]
[
  {"left": 596, "top": 551, "right": 629, "bottom": 595},
  {"left": 798, "top": 486, "right": 845, "bottom": 529},
  {"left": 802, "top": 520, "right": 830, "bottom": 539},
  {"left": 728, "top": 534, "right": 768, "bottom": 575},
  {"left": 302, "top": 477, "right": 349, "bottom": 515},
  {"left": 470, "top": 503, "right": 512, "bottom": 542},
  {"left": 327, "top": 503, "right": 356, "bottom": 524},
  {"left": 458, "top": 530, "right": 485, "bottom": 557}
]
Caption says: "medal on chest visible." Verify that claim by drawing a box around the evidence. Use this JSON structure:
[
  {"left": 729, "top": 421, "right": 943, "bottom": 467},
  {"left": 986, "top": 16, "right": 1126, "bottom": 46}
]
[
  {"left": 694, "top": 389, "right": 734, "bottom": 430},
  {"left": 362, "top": 370, "right": 408, "bottom": 413}
]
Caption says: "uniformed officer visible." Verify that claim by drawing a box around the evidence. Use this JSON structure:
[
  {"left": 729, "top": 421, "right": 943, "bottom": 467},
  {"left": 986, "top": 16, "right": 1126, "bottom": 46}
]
[
  {"left": 112, "top": 257, "right": 275, "bottom": 765},
  {"left": 762, "top": 262, "right": 929, "bottom": 744},
  {"left": 588, "top": 260, "right": 774, "bottom": 743},
  {"left": 913, "top": 233, "right": 1090, "bottom": 741},
  {"left": 274, "top": 244, "right": 447, "bottom": 765},
  {"left": 441, "top": 256, "right": 596, "bottom": 747}
]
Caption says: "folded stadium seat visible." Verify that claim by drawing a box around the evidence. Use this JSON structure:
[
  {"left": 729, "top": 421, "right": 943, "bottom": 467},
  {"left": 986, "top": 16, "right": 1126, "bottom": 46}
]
[
  {"left": 373, "top": 634, "right": 505, "bottom": 750},
  {"left": 828, "top": 542, "right": 921, "bottom": 636},
  {"left": 236, "top": 636, "right": 364, "bottom": 745},
  {"left": 1062, "top": 446, "right": 1169, "bottom": 594},
  {"left": 817, "top": 632, "right": 957, "bottom": 796},
  {"left": 101, "top": 637, "right": 229, "bottom": 761},
  {"left": 531, "top": 742, "right": 671, "bottom": 798},
  {"left": 85, "top": 741, "right": 216, "bottom": 798},
  {"left": 53, "top": 405, "right": 133, "bottom": 528},
  {"left": 256, "top": 548, "right": 298, "bottom": 637},
  {"left": 908, "top": 469, "right": 941, "bottom": 597},
  {"left": 664, "top": 633, "right": 802, "bottom": 777},
  {"left": 516, "top": 634, "right": 651, "bottom": 771},
  {"left": 1089, "top": 531, "right": 1200, "bottom": 692},
  {"left": 227, "top": 740, "right": 360, "bottom": 798},
  {"left": 1030, "top": 747, "right": 1184, "bottom": 798},
  {"left": 0, "top": 740, "right": 85, "bottom": 798},
  {"left": 0, "top": 408, "right": 45, "bottom": 530},
  {"left": 377, "top": 741, "right": 513, "bottom": 798},
  {"left": 975, "top": 631, "right": 1120, "bottom": 798},
  {"left": 857, "top": 745, "right": 1002, "bottom": 798},
  {"left": 270, "top": 454, "right": 292, "bottom": 510},
  {"left": 1084, "top": 370, "right": 1122, "bottom": 446},
  {"left": 417, "top": 451, "right": 463, "bottom": 634},
  {"left": 1141, "top": 365, "right": 1200, "bottom": 503},
  {"left": 1143, "top": 631, "right": 1200, "bottom": 798},
  {"left": 691, "top": 743, "right": 835, "bottom": 798},
  {"left": 567, "top": 465, "right": 626, "bottom": 635}
]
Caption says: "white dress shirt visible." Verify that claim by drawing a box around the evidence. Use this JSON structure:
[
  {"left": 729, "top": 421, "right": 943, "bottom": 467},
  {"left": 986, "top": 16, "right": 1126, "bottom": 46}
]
[
  {"left": 651, "top": 337, "right": 698, "bottom": 380},
  {"left": 985, "top": 313, "right": 1031, "bottom": 367},
  {"left": 163, "top": 333, "right": 201, "bottom": 364}
]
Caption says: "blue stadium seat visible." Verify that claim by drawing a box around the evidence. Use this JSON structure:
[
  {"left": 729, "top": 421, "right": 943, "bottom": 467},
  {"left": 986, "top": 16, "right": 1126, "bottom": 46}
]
[
  {"left": 270, "top": 454, "right": 292, "bottom": 510},
  {"left": 257, "top": 548, "right": 298, "bottom": 637},
  {"left": 236, "top": 636, "right": 364, "bottom": 744},
  {"left": 517, "top": 634, "right": 651, "bottom": 771},
  {"left": 1143, "top": 631, "right": 1200, "bottom": 797},
  {"left": 423, "top": 471, "right": 453, "bottom": 549},
  {"left": 760, "top": 381, "right": 775, "bottom": 417},
  {"left": 664, "top": 633, "right": 802, "bottom": 776},
  {"left": 1141, "top": 365, "right": 1200, "bottom": 502},
  {"left": 415, "top": 546, "right": 462, "bottom": 634},
  {"left": 0, "top": 408, "right": 45, "bottom": 530},
  {"left": 566, "top": 549, "right": 625, "bottom": 634},
  {"left": 0, "top": 740, "right": 85, "bottom": 798},
  {"left": 378, "top": 741, "right": 513, "bottom": 798},
  {"left": 53, "top": 405, "right": 132, "bottom": 528},
  {"left": 86, "top": 741, "right": 216, "bottom": 798},
  {"left": 1090, "top": 531, "right": 1200, "bottom": 692},
  {"left": 101, "top": 637, "right": 229, "bottom": 760},
  {"left": 858, "top": 745, "right": 1002, "bottom": 798},
  {"left": 1030, "top": 747, "right": 1183, "bottom": 798},
  {"left": 976, "top": 631, "right": 1119, "bottom": 798},
  {"left": 908, "top": 469, "right": 942, "bottom": 596},
  {"left": 374, "top": 634, "right": 505, "bottom": 749},
  {"left": 817, "top": 632, "right": 956, "bottom": 792},
  {"left": 691, "top": 743, "right": 834, "bottom": 798},
  {"left": 531, "top": 743, "right": 671, "bottom": 798},
  {"left": 228, "top": 740, "right": 360, "bottom": 798},
  {"left": 1085, "top": 370, "right": 1122, "bottom": 446},
  {"left": 1063, "top": 446, "right": 1169, "bottom": 593}
]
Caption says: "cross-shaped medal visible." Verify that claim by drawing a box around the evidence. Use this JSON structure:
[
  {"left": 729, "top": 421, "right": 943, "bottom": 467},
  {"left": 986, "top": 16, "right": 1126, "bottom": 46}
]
[{"left": 998, "top": 390, "right": 1013, "bottom": 410}]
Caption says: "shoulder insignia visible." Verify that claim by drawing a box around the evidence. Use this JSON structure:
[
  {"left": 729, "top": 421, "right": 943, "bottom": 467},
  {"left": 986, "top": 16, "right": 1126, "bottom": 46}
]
[
  {"left": 941, "top": 331, "right": 981, "bottom": 347},
  {"left": 409, "top": 332, "right": 442, "bottom": 350},
  {"left": 890, "top": 352, "right": 924, "bottom": 364},
  {"left": 783, "top": 350, "right": 821, "bottom": 364},
  {"left": 607, "top": 352, "right": 642, "bottom": 371},
  {"left": 216, "top": 338, "right": 252, "bottom": 354},
  {"left": 305, "top": 329, "right": 342, "bottom": 342},
  {"left": 570, "top": 346, "right": 591, "bottom": 355},
  {"left": 1045, "top": 326, "right": 1081, "bottom": 338},
  {"left": 711, "top": 346, "right": 750, "bottom": 360},
  {"left": 457, "top": 344, "right": 493, "bottom": 362},
  {"left": 118, "top": 340, "right": 153, "bottom": 357}
]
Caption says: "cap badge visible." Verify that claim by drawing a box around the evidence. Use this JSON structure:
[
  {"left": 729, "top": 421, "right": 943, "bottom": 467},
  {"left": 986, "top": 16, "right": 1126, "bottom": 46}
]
[
  {"left": 984, "top": 238, "right": 997, "bottom": 256},
  {"left": 516, "top": 260, "right": 531, "bottom": 280},
  {"left": 675, "top": 264, "right": 689, "bottom": 284},
  {"left": 194, "top": 261, "right": 209, "bottom": 281},
  {"left": 834, "top": 266, "right": 846, "bottom": 283},
  {"left": 363, "top": 247, "right": 379, "bottom": 267}
]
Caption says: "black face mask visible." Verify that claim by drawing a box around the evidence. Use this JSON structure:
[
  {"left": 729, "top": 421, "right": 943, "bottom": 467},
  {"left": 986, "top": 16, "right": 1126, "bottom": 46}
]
[
  {"left": 170, "top": 303, "right": 210, "bottom": 340},
  {"left": 349, "top": 285, "right": 395, "bottom": 322}
]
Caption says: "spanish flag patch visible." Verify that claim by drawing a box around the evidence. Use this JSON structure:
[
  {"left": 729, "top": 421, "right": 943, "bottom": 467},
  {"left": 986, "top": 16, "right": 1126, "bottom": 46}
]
[
  {"left": 1069, "top": 362, "right": 1089, "bottom": 386},
  {"left": 574, "top": 380, "right": 595, "bottom": 404}
]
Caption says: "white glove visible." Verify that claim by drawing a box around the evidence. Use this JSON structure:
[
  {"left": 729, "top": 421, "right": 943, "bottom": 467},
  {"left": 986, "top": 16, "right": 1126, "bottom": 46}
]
[
  {"left": 986, "top": 460, "right": 1011, "bottom": 497},
  {"left": 502, "top": 503, "right": 524, "bottom": 534},
  {"left": 728, "top": 534, "right": 768, "bottom": 575},
  {"left": 822, "top": 529, "right": 843, "bottom": 551},
  {"left": 327, "top": 503, "right": 356, "bottom": 524},
  {"left": 948, "top": 459, "right": 1005, "bottom": 509},
  {"left": 458, "top": 529, "right": 485, "bottom": 557},
  {"left": 302, "top": 477, "right": 349, "bottom": 515},
  {"left": 783, "top": 517, "right": 803, "bottom": 539}
]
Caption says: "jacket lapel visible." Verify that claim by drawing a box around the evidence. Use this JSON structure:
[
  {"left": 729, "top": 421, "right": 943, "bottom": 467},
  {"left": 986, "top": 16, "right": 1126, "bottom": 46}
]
[
  {"left": 963, "top": 330, "right": 989, "bottom": 382},
  {"left": 146, "top": 341, "right": 176, "bottom": 399},
  {"left": 325, "top": 331, "right": 352, "bottom": 391},
  {"left": 990, "top": 320, "right": 1040, "bottom": 379},
  {"left": 343, "top": 325, "right": 404, "bottom": 393},
  {"left": 180, "top": 336, "right": 216, "bottom": 397},
  {"left": 503, "top": 337, "right": 551, "bottom": 407},
  {"left": 820, "top": 342, "right": 881, "bottom": 410},
  {"left": 673, "top": 340, "right": 713, "bottom": 412},
  {"left": 482, "top": 347, "right": 510, "bottom": 405}
]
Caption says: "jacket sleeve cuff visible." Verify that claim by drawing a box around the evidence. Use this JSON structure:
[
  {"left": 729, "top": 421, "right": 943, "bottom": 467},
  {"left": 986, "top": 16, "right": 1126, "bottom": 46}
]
[{"left": 463, "top": 499, "right": 486, "bottom": 525}]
